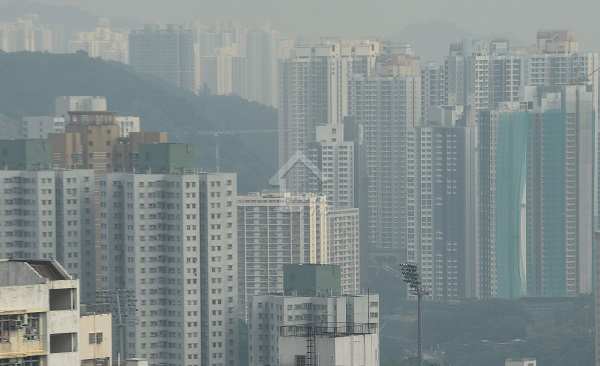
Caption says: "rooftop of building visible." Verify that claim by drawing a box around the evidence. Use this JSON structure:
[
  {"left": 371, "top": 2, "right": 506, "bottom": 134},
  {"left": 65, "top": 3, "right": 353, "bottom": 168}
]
[{"left": 0, "top": 259, "right": 72, "bottom": 287}]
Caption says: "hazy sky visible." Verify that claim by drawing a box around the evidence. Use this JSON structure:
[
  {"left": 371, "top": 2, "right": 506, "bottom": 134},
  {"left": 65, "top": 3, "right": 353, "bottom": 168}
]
[{"left": 76, "top": 0, "right": 599, "bottom": 40}]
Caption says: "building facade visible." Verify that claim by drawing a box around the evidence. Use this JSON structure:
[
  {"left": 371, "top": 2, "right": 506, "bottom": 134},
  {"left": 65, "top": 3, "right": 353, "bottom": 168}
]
[
  {"left": 80, "top": 312, "right": 112, "bottom": 366},
  {"left": 99, "top": 172, "right": 238, "bottom": 366},
  {"left": 248, "top": 265, "right": 379, "bottom": 366},
  {"left": 406, "top": 107, "right": 478, "bottom": 300},
  {"left": 0, "top": 259, "right": 80, "bottom": 366},
  {"left": 349, "top": 73, "right": 421, "bottom": 282},
  {"left": 129, "top": 25, "right": 195, "bottom": 91},
  {"left": 237, "top": 192, "right": 329, "bottom": 317},
  {"left": 524, "top": 85, "right": 594, "bottom": 297}
]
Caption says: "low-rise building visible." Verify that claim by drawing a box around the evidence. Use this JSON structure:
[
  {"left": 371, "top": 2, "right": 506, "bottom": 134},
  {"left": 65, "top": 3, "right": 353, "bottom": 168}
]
[
  {"left": 248, "top": 264, "right": 379, "bottom": 366},
  {"left": 0, "top": 259, "right": 80, "bottom": 366},
  {"left": 79, "top": 313, "right": 112, "bottom": 366}
]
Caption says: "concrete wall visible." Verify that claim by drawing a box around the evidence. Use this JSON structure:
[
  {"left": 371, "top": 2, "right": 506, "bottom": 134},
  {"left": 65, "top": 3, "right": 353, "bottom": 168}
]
[
  {"left": 279, "top": 335, "right": 379, "bottom": 366},
  {"left": 0, "top": 285, "right": 49, "bottom": 312},
  {"left": 79, "top": 313, "right": 112, "bottom": 363},
  {"left": 47, "top": 351, "right": 79, "bottom": 365}
]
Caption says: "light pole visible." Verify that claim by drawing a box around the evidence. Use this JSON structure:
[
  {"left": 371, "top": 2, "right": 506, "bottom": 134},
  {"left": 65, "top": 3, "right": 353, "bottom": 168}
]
[{"left": 399, "top": 263, "right": 428, "bottom": 366}]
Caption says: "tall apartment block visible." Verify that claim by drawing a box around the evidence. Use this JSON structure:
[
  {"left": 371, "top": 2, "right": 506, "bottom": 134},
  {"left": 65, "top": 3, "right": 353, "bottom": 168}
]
[
  {"left": 69, "top": 18, "right": 129, "bottom": 64},
  {"left": 478, "top": 104, "right": 531, "bottom": 299},
  {"left": 49, "top": 111, "right": 120, "bottom": 175},
  {"left": 0, "top": 159, "right": 96, "bottom": 304},
  {"left": 470, "top": 39, "right": 525, "bottom": 113},
  {"left": 406, "top": 106, "right": 478, "bottom": 300},
  {"left": 0, "top": 170, "right": 57, "bottom": 261},
  {"left": 0, "top": 15, "right": 57, "bottom": 53},
  {"left": 246, "top": 28, "right": 279, "bottom": 107},
  {"left": 328, "top": 208, "right": 361, "bottom": 295},
  {"left": 55, "top": 169, "right": 96, "bottom": 304},
  {"left": 524, "top": 85, "right": 594, "bottom": 297},
  {"left": 129, "top": 25, "right": 195, "bottom": 91},
  {"left": 99, "top": 171, "right": 238, "bottom": 366},
  {"left": 248, "top": 264, "right": 379, "bottom": 366},
  {"left": 306, "top": 124, "right": 355, "bottom": 209},
  {"left": 0, "top": 138, "right": 52, "bottom": 170},
  {"left": 237, "top": 192, "right": 361, "bottom": 317},
  {"left": 237, "top": 192, "right": 329, "bottom": 315},
  {"left": 278, "top": 41, "right": 380, "bottom": 193},
  {"left": 0, "top": 259, "right": 80, "bottom": 366},
  {"left": 525, "top": 32, "right": 600, "bottom": 229},
  {"left": 444, "top": 41, "right": 471, "bottom": 107},
  {"left": 421, "top": 62, "right": 446, "bottom": 122},
  {"left": 21, "top": 116, "right": 66, "bottom": 139},
  {"left": 348, "top": 73, "right": 421, "bottom": 282},
  {"left": 199, "top": 173, "right": 239, "bottom": 366}
]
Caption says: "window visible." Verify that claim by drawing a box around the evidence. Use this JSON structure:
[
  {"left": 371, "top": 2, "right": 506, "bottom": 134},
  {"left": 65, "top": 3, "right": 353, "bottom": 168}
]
[
  {"left": 89, "top": 332, "right": 103, "bottom": 344},
  {"left": 49, "top": 288, "right": 77, "bottom": 311},
  {"left": 50, "top": 333, "right": 77, "bottom": 353}
]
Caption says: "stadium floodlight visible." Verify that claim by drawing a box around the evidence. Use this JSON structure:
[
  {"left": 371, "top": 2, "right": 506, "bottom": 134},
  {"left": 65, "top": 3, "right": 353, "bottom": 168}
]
[{"left": 399, "top": 263, "right": 429, "bottom": 366}]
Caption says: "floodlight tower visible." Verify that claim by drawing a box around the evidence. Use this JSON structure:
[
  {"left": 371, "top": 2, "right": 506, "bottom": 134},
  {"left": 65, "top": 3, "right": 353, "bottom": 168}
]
[{"left": 399, "top": 263, "right": 429, "bottom": 366}]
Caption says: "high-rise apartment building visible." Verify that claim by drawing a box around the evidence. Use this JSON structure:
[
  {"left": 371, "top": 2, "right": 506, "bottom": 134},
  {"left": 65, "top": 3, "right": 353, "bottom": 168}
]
[
  {"left": 246, "top": 28, "right": 279, "bottom": 107},
  {"left": 524, "top": 85, "right": 594, "bottom": 297},
  {"left": 70, "top": 18, "right": 129, "bottom": 64},
  {"left": 349, "top": 73, "right": 421, "bottom": 281},
  {"left": 63, "top": 111, "right": 121, "bottom": 176},
  {"left": 21, "top": 116, "right": 66, "bottom": 139},
  {"left": 278, "top": 41, "right": 380, "bottom": 192},
  {"left": 421, "top": 62, "right": 446, "bottom": 122},
  {"left": 444, "top": 41, "right": 471, "bottom": 107},
  {"left": 306, "top": 124, "right": 355, "bottom": 209},
  {"left": 99, "top": 171, "right": 238, "bottom": 366},
  {"left": 0, "top": 170, "right": 57, "bottom": 262},
  {"left": 55, "top": 169, "right": 96, "bottom": 304},
  {"left": 471, "top": 40, "right": 525, "bottom": 113},
  {"left": 129, "top": 25, "right": 195, "bottom": 91},
  {"left": 0, "top": 15, "right": 56, "bottom": 53},
  {"left": 237, "top": 192, "right": 361, "bottom": 317},
  {"left": 199, "top": 173, "right": 239, "bottom": 366},
  {"left": 0, "top": 139, "right": 52, "bottom": 170},
  {"left": 328, "top": 208, "right": 361, "bottom": 294},
  {"left": 0, "top": 168, "right": 97, "bottom": 304},
  {"left": 237, "top": 192, "right": 329, "bottom": 315},
  {"left": 198, "top": 46, "right": 247, "bottom": 96},
  {"left": 478, "top": 103, "right": 531, "bottom": 299},
  {"left": 406, "top": 106, "right": 478, "bottom": 300}
]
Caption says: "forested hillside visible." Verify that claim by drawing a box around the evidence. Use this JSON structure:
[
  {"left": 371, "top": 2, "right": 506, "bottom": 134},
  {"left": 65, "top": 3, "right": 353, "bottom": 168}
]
[{"left": 0, "top": 51, "right": 277, "bottom": 192}]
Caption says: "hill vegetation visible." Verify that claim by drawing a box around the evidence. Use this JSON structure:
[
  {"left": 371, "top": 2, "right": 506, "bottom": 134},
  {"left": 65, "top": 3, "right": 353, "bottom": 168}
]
[{"left": 0, "top": 51, "right": 277, "bottom": 192}]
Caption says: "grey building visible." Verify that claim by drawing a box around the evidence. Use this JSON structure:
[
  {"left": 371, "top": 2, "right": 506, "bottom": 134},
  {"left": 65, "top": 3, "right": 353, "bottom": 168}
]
[
  {"left": 248, "top": 265, "right": 379, "bottom": 366},
  {"left": 237, "top": 192, "right": 329, "bottom": 318},
  {"left": 0, "top": 139, "right": 52, "bottom": 170},
  {"left": 0, "top": 169, "right": 97, "bottom": 304},
  {"left": 278, "top": 41, "right": 380, "bottom": 193},
  {"left": 406, "top": 106, "right": 478, "bottom": 300},
  {"left": 98, "top": 172, "right": 238, "bottom": 366},
  {"left": 524, "top": 85, "right": 594, "bottom": 297},
  {"left": 349, "top": 73, "right": 421, "bottom": 283},
  {"left": 129, "top": 25, "right": 195, "bottom": 91}
]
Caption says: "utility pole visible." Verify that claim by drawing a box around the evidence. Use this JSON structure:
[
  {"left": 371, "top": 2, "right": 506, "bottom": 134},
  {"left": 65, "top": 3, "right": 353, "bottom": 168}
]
[{"left": 399, "top": 263, "right": 429, "bottom": 366}]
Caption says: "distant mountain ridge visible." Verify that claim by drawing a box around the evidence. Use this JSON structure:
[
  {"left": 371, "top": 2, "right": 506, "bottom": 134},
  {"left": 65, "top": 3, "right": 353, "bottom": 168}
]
[{"left": 0, "top": 51, "right": 277, "bottom": 192}]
